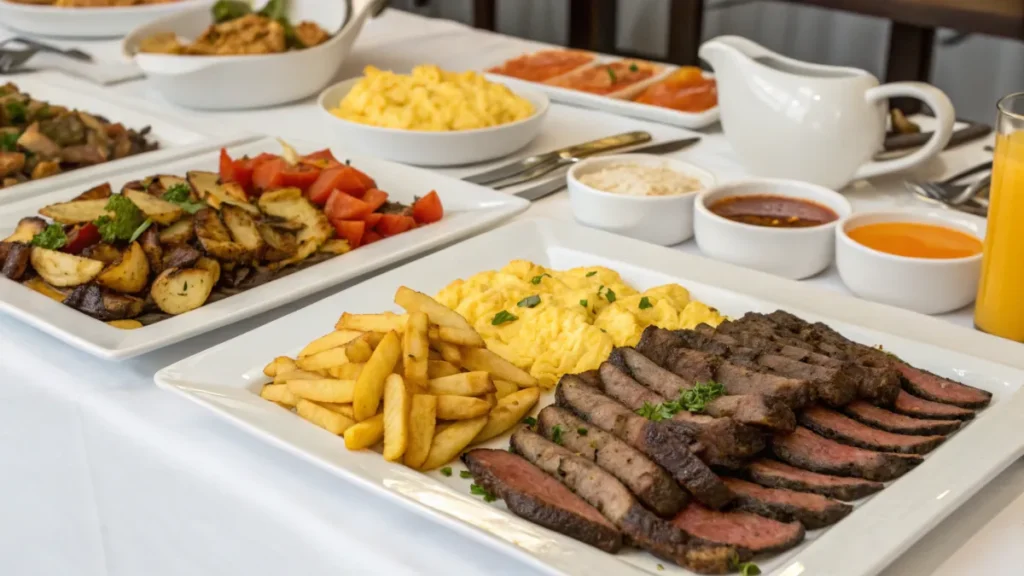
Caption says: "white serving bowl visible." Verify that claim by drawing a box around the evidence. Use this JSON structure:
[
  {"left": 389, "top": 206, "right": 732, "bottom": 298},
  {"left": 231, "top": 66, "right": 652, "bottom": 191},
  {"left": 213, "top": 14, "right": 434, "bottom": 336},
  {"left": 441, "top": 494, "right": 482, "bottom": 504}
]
[
  {"left": 566, "top": 154, "right": 715, "bottom": 246},
  {"left": 123, "top": 0, "right": 373, "bottom": 110},
  {"left": 316, "top": 78, "right": 549, "bottom": 167},
  {"left": 836, "top": 211, "right": 985, "bottom": 315},
  {"left": 0, "top": 0, "right": 209, "bottom": 39},
  {"left": 694, "top": 179, "right": 851, "bottom": 279}
]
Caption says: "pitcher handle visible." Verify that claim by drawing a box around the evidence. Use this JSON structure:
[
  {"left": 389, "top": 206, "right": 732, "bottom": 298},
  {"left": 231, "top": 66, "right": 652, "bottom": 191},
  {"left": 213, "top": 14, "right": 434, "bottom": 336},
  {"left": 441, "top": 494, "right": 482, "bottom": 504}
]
[{"left": 852, "top": 82, "right": 955, "bottom": 182}]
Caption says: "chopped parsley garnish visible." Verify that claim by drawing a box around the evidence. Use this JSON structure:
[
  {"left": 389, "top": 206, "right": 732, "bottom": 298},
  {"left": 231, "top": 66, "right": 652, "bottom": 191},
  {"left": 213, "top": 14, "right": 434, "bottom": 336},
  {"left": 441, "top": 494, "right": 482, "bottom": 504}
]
[
  {"left": 162, "top": 183, "right": 206, "bottom": 214},
  {"left": 635, "top": 381, "right": 727, "bottom": 421},
  {"left": 29, "top": 223, "right": 67, "bottom": 250},
  {"left": 597, "top": 285, "right": 617, "bottom": 303},
  {"left": 470, "top": 483, "right": 497, "bottom": 502},
  {"left": 639, "top": 296, "right": 652, "bottom": 310},
  {"left": 94, "top": 195, "right": 145, "bottom": 243},
  {"left": 635, "top": 401, "right": 675, "bottom": 422},
  {"left": 629, "top": 63, "right": 639, "bottom": 72},
  {"left": 440, "top": 467, "right": 452, "bottom": 477},
  {"left": 656, "top": 564, "right": 664, "bottom": 571},
  {"left": 491, "top": 310, "right": 518, "bottom": 325},
  {"left": 550, "top": 425, "right": 564, "bottom": 445},
  {"left": 212, "top": 0, "right": 251, "bottom": 22},
  {"left": 738, "top": 562, "right": 761, "bottom": 576},
  {"left": 521, "top": 416, "right": 537, "bottom": 427},
  {"left": 5, "top": 101, "right": 27, "bottom": 124},
  {"left": 606, "top": 67, "right": 617, "bottom": 83},
  {"left": 517, "top": 295, "right": 541, "bottom": 308},
  {"left": 585, "top": 271, "right": 597, "bottom": 277},
  {"left": 459, "top": 470, "right": 473, "bottom": 479},
  {"left": 128, "top": 218, "right": 153, "bottom": 244},
  {"left": 530, "top": 273, "right": 550, "bottom": 285},
  {"left": 0, "top": 131, "right": 18, "bottom": 152},
  {"left": 577, "top": 427, "right": 588, "bottom": 436},
  {"left": 579, "top": 299, "right": 588, "bottom": 307}
]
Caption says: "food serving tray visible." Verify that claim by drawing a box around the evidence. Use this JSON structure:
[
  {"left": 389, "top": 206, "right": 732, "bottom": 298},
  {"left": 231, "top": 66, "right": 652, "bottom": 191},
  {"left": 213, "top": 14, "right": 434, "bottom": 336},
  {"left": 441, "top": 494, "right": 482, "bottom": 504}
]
[
  {"left": 0, "top": 136, "right": 528, "bottom": 359},
  {"left": 155, "top": 218, "right": 1024, "bottom": 576},
  {"left": 0, "top": 0, "right": 210, "bottom": 38},
  {"left": 0, "top": 71, "right": 252, "bottom": 206}
]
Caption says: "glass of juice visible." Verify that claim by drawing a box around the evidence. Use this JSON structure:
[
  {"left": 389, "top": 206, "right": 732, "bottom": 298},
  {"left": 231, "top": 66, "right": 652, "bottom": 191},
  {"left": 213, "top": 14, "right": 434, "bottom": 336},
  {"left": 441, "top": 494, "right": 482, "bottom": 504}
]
[{"left": 975, "top": 92, "right": 1024, "bottom": 340}]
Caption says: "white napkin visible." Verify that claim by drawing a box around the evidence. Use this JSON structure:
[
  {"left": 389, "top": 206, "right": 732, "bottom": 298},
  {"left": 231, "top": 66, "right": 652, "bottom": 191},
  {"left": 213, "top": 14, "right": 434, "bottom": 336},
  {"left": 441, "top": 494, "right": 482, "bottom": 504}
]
[{"left": 19, "top": 51, "right": 143, "bottom": 85}]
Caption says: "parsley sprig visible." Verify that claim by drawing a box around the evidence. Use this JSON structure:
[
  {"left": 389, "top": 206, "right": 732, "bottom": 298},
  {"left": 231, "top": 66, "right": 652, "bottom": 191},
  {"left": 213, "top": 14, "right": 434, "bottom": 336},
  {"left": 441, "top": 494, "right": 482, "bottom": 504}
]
[
  {"left": 470, "top": 483, "right": 497, "bottom": 502},
  {"left": 491, "top": 310, "right": 518, "bottom": 325},
  {"left": 29, "top": 223, "right": 67, "bottom": 250},
  {"left": 517, "top": 295, "right": 540, "bottom": 308},
  {"left": 634, "top": 381, "right": 726, "bottom": 421},
  {"left": 94, "top": 195, "right": 146, "bottom": 243},
  {"left": 162, "top": 183, "right": 206, "bottom": 214}
]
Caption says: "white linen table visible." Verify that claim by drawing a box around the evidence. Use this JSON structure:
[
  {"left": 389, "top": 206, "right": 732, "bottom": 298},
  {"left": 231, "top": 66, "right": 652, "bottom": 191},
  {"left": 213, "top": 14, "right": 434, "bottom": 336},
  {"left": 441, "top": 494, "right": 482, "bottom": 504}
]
[{"left": 1, "top": 9, "right": 1022, "bottom": 576}]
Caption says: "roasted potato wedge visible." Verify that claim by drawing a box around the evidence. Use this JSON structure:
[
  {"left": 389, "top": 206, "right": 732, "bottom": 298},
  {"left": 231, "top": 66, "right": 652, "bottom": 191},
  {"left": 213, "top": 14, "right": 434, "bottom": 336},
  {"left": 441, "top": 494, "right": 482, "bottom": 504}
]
[
  {"left": 82, "top": 242, "right": 122, "bottom": 265},
  {"left": 473, "top": 387, "right": 541, "bottom": 444},
  {"left": 319, "top": 239, "right": 351, "bottom": 255},
  {"left": 159, "top": 217, "right": 194, "bottom": 245},
  {"left": 3, "top": 217, "right": 46, "bottom": 243},
  {"left": 138, "top": 225, "right": 163, "bottom": 273},
  {"left": 150, "top": 267, "right": 215, "bottom": 315},
  {"left": 95, "top": 242, "right": 150, "bottom": 294},
  {"left": 38, "top": 198, "right": 109, "bottom": 225},
  {"left": 123, "top": 189, "right": 183, "bottom": 225},
  {"left": 221, "top": 204, "right": 264, "bottom": 255},
  {"left": 188, "top": 170, "right": 259, "bottom": 216},
  {"left": 257, "top": 222, "right": 297, "bottom": 262},
  {"left": 73, "top": 182, "right": 113, "bottom": 202},
  {"left": 421, "top": 416, "right": 488, "bottom": 471},
  {"left": 30, "top": 247, "right": 103, "bottom": 287},
  {"left": 258, "top": 188, "right": 332, "bottom": 268},
  {"left": 194, "top": 208, "right": 250, "bottom": 261},
  {"left": 23, "top": 276, "right": 67, "bottom": 302},
  {"left": 63, "top": 283, "right": 144, "bottom": 321},
  {"left": 194, "top": 257, "right": 221, "bottom": 286}
]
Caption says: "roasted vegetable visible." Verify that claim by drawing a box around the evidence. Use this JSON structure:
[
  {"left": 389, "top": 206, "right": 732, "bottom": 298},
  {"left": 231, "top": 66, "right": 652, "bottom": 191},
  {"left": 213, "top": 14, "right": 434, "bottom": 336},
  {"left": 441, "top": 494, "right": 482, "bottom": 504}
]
[
  {"left": 38, "top": 198, "right": 109, "bottom": 224},
  {"left": 72, "top": 182, "right": 112, "bottom": 202},
  {"left": 95, "top": 242, "right": 150, "bottom": 293},
  {"left": 195, "top": 256, "right": 222, "bottom": 286},
  {"left": 63, "top": 283, "right": 144, "bottom": 321},
  {"left": 139, "top": 225, "right": 163, "bottom": 273},
  {"left": 150, "top": 267, "right": 215, "bottom": 315},
  {"left": 194, "top": 208, "right": 250, "bottom": 261},
  {"left": 29, "top": 247, "right": 104, "bottom": 287},
  {"left": 158, "top": 217, "right": 194, "bottom": 245},
  {"left": 221, "top": 204, "right": 264, "bottom": 255},
  {"left": 124, "top": 189, "right": 183, "bottom": 225},
  {"left": 188, "top": 170, "right": 259, "bottom": 215},
  {"left": 3, "top": 217, "right": 46, "bottom": 243},
  {"left": 23, "top": 276, "right": 67, "bottom": 302},
  {"left": 162, "top": 245, "right": 203, "bottom": 270},
  {"left": 1, "top": 242, "right": 31, "bottom": 280},
  {"left": 257, "top": 187, "right": 331, "bottom": 268}
]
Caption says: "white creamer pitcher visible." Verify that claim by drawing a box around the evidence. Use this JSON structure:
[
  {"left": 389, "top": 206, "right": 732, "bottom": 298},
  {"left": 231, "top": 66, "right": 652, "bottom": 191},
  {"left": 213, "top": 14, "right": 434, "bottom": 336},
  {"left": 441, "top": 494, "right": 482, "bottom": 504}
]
[{"left": 699, "top": 36, "right": 955, "bottom": 190}]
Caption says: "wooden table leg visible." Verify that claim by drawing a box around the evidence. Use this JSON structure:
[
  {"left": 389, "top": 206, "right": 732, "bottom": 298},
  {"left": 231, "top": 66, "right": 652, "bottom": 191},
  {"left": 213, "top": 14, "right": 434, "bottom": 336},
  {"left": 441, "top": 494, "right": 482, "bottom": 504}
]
[
  {"left": 472, "top": 0, "right": 496, "bottom": 31},
  {"left": 668, "top": 0, "right": 705, "bottom": 66},
  {"left": 569, "top": 0, "right": 618, "bottom": 53},
  {"left": 885, "top": 22, "right": 936, "bottom": 115}
]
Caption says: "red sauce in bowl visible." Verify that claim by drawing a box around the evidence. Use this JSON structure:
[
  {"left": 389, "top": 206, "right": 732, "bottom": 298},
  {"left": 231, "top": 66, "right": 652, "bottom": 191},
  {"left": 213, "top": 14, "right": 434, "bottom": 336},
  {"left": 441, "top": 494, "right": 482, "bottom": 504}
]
[{"left": 709, "top": 195, "right": 839, "bottom": 228}]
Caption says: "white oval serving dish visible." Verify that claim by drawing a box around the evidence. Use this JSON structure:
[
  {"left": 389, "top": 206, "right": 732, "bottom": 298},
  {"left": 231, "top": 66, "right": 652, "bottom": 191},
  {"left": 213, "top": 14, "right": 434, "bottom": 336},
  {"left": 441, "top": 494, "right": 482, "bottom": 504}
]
[{"left": 0, "top": 0, "right": 209, "bottom": 39}]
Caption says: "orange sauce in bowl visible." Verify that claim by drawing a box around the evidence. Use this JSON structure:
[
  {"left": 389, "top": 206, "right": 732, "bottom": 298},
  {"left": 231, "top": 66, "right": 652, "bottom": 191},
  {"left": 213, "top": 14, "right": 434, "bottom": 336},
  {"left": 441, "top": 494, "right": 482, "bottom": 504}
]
[{"left": 847, "top": 222, "right": 982, "bottom": 259}]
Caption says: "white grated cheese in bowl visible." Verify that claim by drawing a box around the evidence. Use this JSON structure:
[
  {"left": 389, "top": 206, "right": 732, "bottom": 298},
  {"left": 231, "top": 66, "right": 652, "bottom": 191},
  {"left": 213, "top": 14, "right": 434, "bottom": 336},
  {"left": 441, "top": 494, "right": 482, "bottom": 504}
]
[{"left": 578, "top": 162, "right": 704, "bottom": 197}]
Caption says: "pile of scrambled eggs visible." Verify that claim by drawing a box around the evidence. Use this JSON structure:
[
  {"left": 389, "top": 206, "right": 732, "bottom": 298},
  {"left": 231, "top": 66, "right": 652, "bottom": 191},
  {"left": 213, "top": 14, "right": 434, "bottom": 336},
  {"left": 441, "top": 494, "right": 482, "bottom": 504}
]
[
  {"left": 331, "top": 65, "right": 535, "bottom": 131},
  {"left": 436, "top": 260, "right": 724, "bottom": 387}
]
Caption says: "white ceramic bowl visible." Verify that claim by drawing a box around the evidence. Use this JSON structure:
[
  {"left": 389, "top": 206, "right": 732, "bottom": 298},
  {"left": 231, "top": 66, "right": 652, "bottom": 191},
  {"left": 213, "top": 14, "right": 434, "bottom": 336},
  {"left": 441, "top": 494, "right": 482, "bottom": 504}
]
[
  {"left": 566, "top": 154, "right": 715, "bottom": 246},
  {"left": 694, "top": 179, "right": 852, "bottom": 279},
  {"left": 836, "top": 210, "right": 985, "bottom": 315},
  {"left": 0, "top": 0, "right": 209, "bottom": 39},
  {"left": 123, "top": 0, "right": 370, "bottom": 110},
  {"left": 316, "top": 78, "right": 549, "bottom": 167}
]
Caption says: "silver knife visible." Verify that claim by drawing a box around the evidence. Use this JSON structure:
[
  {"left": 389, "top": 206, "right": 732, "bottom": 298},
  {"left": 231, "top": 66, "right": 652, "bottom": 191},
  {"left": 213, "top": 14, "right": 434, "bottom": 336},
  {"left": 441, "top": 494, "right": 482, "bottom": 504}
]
[
  {"left": 517, "top": 137, "right": 702, "bottom": 202},
  {"left": 464, "top": 131, "right": 651, "bottom": 186}
]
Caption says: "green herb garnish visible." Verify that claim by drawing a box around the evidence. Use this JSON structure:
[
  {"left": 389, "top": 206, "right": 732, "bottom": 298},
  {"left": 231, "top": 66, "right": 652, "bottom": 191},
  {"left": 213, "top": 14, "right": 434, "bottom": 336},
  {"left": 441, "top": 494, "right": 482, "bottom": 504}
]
[
  {"left": 604, "top": 288, "right": 616, "bottom": 303},
  {"left": 656, "top": 564, "right": 664, "bottom": 571},
  {"left": 521, "top": 416, "right": 537, "bottom": 427},
  {"left": 738, "top": 562, "right": 761, "bottom": 576},
  {"left": 585, "top": 271, "right": 597, "bottom": 277},
  {"left": 606, "top": 67, "right": 617, "bottom": 83},
  {"left": 635, "top": 401, "right": 675, "bottom": 422},
  {"left": 440, "top": 467, "right": 452, "bottom": 477},
  {"left": 128, "top": 218, "right": 153, "bottom": 244},
  {"left": 29, "top": 223, "right": 67, "bottom": 250},
  {"left": 491, "top": 310, "right": 518, "bottom": 325},
  {"left": 629, "top": 63, "right": 639, "bottom": 72},
  {"left": 5, "top": 101, "right": 27, "bottom": 124},
  {"left": 551, "top": 425, "right": 564, "bottom": 445},
  {"left": 212, "top": 0, "right": 252, "bottom": 22},
  {"left": 470, "top": 483, "right": 497, "bottom": 502},
  {"left": 678, "top": 381, "right": 726, "bottom": 413},
  {"left": 530, "top": 273, "right": 550, "bottom": 285},
  {"left": 639, "top": 296, "right": 652, "bottom": 310},
  {"left": 577, "top": 427, "right": 588, "bottom": 436},
  {"left": 579, "top": 299, "right": 588, "bottom": 307},
  {"left": 162, "top": 183, "right": 206, "bottom": 214},
  {"left": 459, "top": 470, "right": 472, "bottom": 479},
  {"left": 0, "top": 131, "right": 19, "bottom": 152},
  {"left": 517, "top": 295, "right": 540, "bottom": 308},
  {"left": 94, "top": 195, "right": 145, "bottom": 243}
]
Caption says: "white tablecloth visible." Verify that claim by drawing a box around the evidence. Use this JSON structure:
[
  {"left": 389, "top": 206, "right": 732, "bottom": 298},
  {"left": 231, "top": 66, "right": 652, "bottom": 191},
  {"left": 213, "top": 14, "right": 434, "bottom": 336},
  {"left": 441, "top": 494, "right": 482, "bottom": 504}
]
[{"left": 2, "top": 9, "right": 1022, "bottom": 576}]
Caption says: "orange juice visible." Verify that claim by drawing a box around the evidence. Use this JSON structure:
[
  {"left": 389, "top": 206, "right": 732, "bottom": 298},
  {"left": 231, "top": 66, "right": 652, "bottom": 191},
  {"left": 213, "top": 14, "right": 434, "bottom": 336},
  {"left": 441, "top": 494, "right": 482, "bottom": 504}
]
[{"left": 975, "top": 128, "right": 1024, "bottom": 339}]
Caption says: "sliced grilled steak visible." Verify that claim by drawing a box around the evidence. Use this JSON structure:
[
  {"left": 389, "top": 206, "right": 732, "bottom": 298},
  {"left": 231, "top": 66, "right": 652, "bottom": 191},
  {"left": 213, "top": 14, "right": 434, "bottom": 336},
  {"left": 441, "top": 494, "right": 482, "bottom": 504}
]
[
  {"left": 746, "top": 459, "right": 884, "bottom": 502},
  {"left": 772, "top": 427, "right": 922, "bottom": 481},
  {"left": 537, "top": 405, "right": 688, "bottom": 517},
  {"left": 799, "top": 406, "right": 945, "bottom": 455},
  {"left": 612, "top": 346, "right": 796, "bottom": 432},
  {"left": 596, "top": 362, "right": 765, "bottom": 468},
  {"left": 510, "top": 429, "right": 739, "bottom": 574},
  {"left": 575, "top": 369, "right": 602, "bottom": 388},
  {"left": 556, "top": 375, "right": 734, "bottom": 509},
  {"left": 671, "top": 503, "right": 804, "bottom": 555},
  {"left": 714, "top": 362, "right": 809, "bottom": 410},
  {"left": 893, "top": 390, "right": 975, "bottom": 421},
  {"left": 721, "top": 477, "right": 852, "bottom": 529},
  {"left": 893, "top": 363, "right": 992, "bottom": 408},
  {"left": 461, "top": 449, "right": 623, "bottom": 553},
  {"left": 843, "top": 401, "right": 963, "bottom": 436}
]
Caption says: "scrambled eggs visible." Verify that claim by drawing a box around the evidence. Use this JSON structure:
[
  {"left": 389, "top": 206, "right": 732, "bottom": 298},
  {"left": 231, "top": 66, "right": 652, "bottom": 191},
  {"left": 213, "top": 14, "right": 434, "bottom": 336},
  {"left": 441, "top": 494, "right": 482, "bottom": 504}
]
[
  {"left": 332, "top": 65, "right": 535, "bottom": 131},
  {"left": 436, "top": 260, "right": 724, "bottom": 387}
]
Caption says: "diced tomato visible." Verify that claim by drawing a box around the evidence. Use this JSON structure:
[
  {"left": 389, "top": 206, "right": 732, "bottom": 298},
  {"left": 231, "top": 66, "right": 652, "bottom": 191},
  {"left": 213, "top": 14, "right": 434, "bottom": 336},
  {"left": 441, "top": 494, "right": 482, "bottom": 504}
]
[
  {"left": 219, "top": 149, "right": 256, "bottom": 191},
  {"left": 325, "top": 190, "right": 374, "bottom": 221},
  {"left": 361, "top": 188, "right": 389, "bottom": 212},
  {"left": 252, "top": 157, "right": 287, "bottom": 191},
  {"left": 363, "top": 212, "right": 383, "bottom": 229},
  {"left": 412, "top": 190, "right": 444, "bottom": 224},
  {"left": 279, "top": 164, "right": 321, "bottom": 191},
  {"left": 63, "top": 223, "right": 100, "bottom": 255},
  {"left": 331, "top": 219, "right": 364, "bottom": 249},
  {"left": 376, "top": 214, "right": 417, "bottom": 237},
  {"left": 362, "top": 230, "right": 382, "bottom": 245},
  {"left": 307, "top": 166, "right": 376, "bottom": 204},
  {"left": 350, "top": 166, "right": 377, "bottom": 192},
  {"left": 301, "top": 149, "right": 343, "bottom": 169}
]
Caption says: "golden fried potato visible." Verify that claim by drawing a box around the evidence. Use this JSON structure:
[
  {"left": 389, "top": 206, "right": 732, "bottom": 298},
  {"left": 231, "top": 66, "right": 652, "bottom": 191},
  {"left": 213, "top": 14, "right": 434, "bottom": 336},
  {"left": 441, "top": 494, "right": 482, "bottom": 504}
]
[
  {"left": 264, "top": 356, "right": 294, "bottom": 377},
  {"left": 344, "top": 336, "right": 374, "bottom": 364},
  {"left": 395, "top": 287, "right": 476, "bottom": 333},
  {"left": 344, "top": 413, "right": 385, "bottom": 450},
  {"left": 435, "top": 396, "right": 491, "bottom": 420},
  {"left": 95, "top": 242, "right": 150, "bottom": 294},
  {"left": 404, "top": 394, "right": 437, "bottom": 469},
  {"left": 29, "top": 247, "right": 103, "bottom": 287},
  {"left": 353, "top": 331, "right": 401, "bottom": 421},
  {"left": 383, "top": 374, "right": 411, "bottom": 462},
  {"left": 474, "top": 387, "right": 541, "bottom": 444},
  {"left": 296, "top": 347, "right": 350, "bottom": 372},
  {"left": 427, "top": 360, "right": 461, "bottom": 379},
  {"left": 403, "top": 312, "right": 429, "bottom": 393},
  {"left": 106, "top": 319, "right": 143, "bottom": 330},
  {"left": 286, "top": 379, "right": 356, "bottom": 403},
  {"left": 460, "top": 347, "right": 539, "bottom": 388},
  {"left": 317, "top": 402, "right": 355, "bottom": 419},
  {"left": 297, "top": 399, "right": 355, "bottom": 435},
  {"left": 274, "top": 368, "right": 323, "bottom": 385},
  {"left": 483, "top": 393, "right": 497, "bottom": 408},
  {"left": 421, "top": 416, "right": 488, "bottom": 471},
  {"left": 260, "top": 384, "right": 299, "bottom": 406},
  {"left": 150, "top": 267, "right": 215, "bottom": 315},
  {"left": 427, "top": 372, "right": 494, "bottom": 396},
  {"left": 436, "top": 326, "right": 485, "bottom": 348},
  {"left": 434, "top": 341, "right": 462, "bottom": 366},
  {"left": 493, "top": 379, "right": 519, "bottom": 401},
  {"left": 329, "top": 363, "right": 365, "bottom": 380},
  {"left": 335, "top": 312, "right": 407, "bottom": 333},
  {"left": 299, "top": 330, "right": 362, "bottom": 358}
]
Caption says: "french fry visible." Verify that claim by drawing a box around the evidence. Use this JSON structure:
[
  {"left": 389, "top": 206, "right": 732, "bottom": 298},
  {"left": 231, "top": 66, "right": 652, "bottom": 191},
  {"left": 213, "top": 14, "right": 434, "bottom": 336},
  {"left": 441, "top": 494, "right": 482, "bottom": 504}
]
[
  {"left": 299, "top": 330, "right": 362, "bottom": 358},
  {"left": 435, "top": 396, "right": 492, "bottom": 420},
  {"left": 317, "top": 402, "right": 355, "bottom": 418},
  {"left": 274, "top": 369, "right": 323, "bottom": 385},
  {"left": 437, "top": 326, "right": 485, "bottom": 348},
  {"left": 296, "top": 347, "right": 350, "bottom": 372},
  {"left": 336, "top": 312, "right": 407, "bottom": 333},
  {"left": 404, "top": 394, "right": 437, "bottom": 469},
  {"left": 460, "top": 347, "right": 539, "bottom": 388},
  {"left": 353, "top": 331, "right": 402, "bottom": 421},
  {"left": 428, "top": 360, "right": 461, "bottom": 379},
  {"left": 420, "top": 416, "right": 488, "bottom": 471},
  {"left": 428, "top": 349, "right": 443, "bottom": 361},
  {"left": 483, "top": 393, "right": 497, "bottom": 408},
  {"left": 263, "top": 356, "right": 295, "bottom": 378},
  {"left": 434, "top": 341, "right": 462, "bottom": 366},
  {"left": 395, "top": 286, "right": 477, "bottom": 332},
  {"left": 297, "top": 399, "right": 356, "bottom": 435},
  {"left": 260, "top": 384, "right": 299, "bottom": 406},
  {"left": 474, "top": 387, "right": 542, "bottom": 444},
  {"left": 362, "top": 332, "right": 386, "bottom": 349},
  {"left": 344, "top": 413, "right": 385, "bottom": 450},
  {"left": 329, "top": 363, "right": 365, "bottom": 380},
  {"left": 403, "top": 312, "right": 429, "bottom": 393},
  {"left": 383, "top": 374, "right": 411, "bottom": 461},
  {"left": 427, "top": 371, "right": 494, "bottom": 396},
  {"left": 493, "top": 379, "right": 519, "bottom": 401},
  {"left": 344, "top": 336, "right": 374, "bottom": 364},
  {"left": 287, "top": 379, "right": 356, "bottom": 403}
]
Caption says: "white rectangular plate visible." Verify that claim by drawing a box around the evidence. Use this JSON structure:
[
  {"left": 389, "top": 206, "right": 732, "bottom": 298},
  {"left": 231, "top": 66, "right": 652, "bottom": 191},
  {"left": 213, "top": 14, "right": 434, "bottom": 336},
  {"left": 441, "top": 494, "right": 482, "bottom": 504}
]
[
  {"left": 0, "top": 136, "right": 528, "bottom": 359},
  {"left": 0, "top": 71, "right": 252, "bottom": 205},
  {"left": 155, "top": 219, "right": 1024, "bottom": 576}
]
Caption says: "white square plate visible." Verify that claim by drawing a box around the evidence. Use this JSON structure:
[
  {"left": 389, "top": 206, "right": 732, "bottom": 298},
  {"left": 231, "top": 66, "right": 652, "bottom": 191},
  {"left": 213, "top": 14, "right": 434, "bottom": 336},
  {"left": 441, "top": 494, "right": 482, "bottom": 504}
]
[
  {"left": 0, "top": 71, "right": 252, "bottom": 205},
  {"left": 155, "top": 219, "right": 1024, "bottom": 576},
  {"left": 0, "top": 136, "right": 528, "bottom": 359}
]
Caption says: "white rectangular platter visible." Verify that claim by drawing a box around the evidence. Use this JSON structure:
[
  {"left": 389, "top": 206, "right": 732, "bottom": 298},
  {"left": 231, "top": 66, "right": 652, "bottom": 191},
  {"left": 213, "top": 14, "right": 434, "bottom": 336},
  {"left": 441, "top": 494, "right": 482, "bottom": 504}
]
[
  {"left": 155, "top": 219, "right": 1024, "bottom": 576},
  {"left": 0, "top": 71, "right": 252, "bottom": 205},
  {"left": 0, "top": 136, "right": 528, "bottom": 359}
]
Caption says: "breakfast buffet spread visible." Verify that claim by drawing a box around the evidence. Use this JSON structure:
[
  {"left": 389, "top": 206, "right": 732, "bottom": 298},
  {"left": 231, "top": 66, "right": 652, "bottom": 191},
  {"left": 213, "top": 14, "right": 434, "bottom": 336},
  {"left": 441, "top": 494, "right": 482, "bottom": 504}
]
[{"left": 1, "top": 2, "right": 1021, "bottom": 576}]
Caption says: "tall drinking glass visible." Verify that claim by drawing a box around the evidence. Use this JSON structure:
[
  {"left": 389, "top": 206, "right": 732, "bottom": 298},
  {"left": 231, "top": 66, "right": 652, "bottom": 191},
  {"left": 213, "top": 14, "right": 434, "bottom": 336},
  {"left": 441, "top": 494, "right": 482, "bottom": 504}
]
[{"left": 975, "top": 93, "right": 1024, "bottom": 340}]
